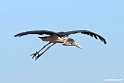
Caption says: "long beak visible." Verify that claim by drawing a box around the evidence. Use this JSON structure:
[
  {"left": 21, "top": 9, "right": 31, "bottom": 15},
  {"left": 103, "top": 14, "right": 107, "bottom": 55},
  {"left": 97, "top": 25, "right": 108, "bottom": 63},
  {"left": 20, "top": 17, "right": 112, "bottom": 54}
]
[{"left": 73, "top": 42, "right": 82, "bottom": 49}]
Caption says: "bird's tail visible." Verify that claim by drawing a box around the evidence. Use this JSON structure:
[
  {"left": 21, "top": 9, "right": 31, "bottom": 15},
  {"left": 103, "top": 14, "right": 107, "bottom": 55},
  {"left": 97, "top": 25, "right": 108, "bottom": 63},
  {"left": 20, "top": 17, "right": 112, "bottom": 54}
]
[
  {"left": 39, "top": 37, "right": 46, "bottom": 40},
  {"left": 38, "top": 36, "right": 50, "bottom": 42}
]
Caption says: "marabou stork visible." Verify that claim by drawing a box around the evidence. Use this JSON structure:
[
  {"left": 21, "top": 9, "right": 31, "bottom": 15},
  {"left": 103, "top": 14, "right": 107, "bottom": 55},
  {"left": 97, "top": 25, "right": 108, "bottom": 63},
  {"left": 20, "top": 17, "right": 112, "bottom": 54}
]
[{"left": 14, "top": 30, "right": 106, "bottom": 60}]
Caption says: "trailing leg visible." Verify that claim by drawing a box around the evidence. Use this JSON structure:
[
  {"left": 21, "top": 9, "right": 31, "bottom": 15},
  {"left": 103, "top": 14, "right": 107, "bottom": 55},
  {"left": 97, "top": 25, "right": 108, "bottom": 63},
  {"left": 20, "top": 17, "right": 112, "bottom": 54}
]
[
  {"left": 35, "top": 43, "right": 56, "bottom": 61},
  {"left": 31, "top": 42, "right": 51, "bottom": 59}
]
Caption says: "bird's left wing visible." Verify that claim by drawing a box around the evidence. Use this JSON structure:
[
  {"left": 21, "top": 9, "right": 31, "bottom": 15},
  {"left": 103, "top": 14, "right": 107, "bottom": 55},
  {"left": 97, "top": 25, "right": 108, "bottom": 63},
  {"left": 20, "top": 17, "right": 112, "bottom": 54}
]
[
  {"left": 14, "top": 30, "right": 61, "bottom": 37},
  {"left": 64, "top": 30, "right": 107, "bottom": 44}
]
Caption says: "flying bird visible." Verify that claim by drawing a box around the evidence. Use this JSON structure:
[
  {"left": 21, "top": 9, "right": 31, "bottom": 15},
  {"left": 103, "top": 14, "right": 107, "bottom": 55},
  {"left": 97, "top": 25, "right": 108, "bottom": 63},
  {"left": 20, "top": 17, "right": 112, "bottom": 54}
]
[{"left": 14, "top": 30, "right": 107, "bottom": 60}]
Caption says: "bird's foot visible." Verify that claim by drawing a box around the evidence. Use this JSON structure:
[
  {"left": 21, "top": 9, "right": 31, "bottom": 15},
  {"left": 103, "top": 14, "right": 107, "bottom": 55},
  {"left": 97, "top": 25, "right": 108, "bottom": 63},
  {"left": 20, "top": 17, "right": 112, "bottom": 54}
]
[
  {"left": 30, "top": 51, "right": 39, "bottom": 59},
  {"left": 35, "top": 54, "right": 41, "bottom": 61},
  {"left": 35, "top": 52, "right": 45, "bottom": 61}
]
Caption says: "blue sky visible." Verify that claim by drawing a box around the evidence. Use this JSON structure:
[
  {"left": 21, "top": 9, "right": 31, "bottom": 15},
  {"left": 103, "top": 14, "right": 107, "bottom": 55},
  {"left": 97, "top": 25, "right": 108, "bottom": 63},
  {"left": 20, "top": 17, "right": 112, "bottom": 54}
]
[{"left": 0, "top": 0, "right": 124, "bottom": 83}]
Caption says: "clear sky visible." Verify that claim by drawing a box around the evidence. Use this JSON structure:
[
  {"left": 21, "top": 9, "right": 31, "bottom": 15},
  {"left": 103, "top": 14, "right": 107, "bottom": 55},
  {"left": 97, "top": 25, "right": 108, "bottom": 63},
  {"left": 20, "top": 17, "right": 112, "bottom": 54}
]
[{"left": 0, "top": 0, "right": 124, "bottom": 83}]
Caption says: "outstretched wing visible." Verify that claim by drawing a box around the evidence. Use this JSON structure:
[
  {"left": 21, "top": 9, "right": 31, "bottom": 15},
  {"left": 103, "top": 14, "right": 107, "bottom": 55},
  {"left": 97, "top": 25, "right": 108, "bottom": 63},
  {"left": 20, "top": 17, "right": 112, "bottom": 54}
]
[
  {"left": 64, "top": 30, "right": 107, "bottom": 44},
  {"left": 14, "top": 30, "right": 61, "bottom": 37}
]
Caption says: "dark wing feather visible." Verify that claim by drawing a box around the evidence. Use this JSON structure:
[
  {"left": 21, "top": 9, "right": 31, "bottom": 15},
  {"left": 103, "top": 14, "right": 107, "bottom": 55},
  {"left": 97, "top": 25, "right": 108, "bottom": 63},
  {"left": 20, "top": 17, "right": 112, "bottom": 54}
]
[
  {"left": 14, "top": 30, "right": 60, "bottom": 37},
  {"left": 64, "top": 30, "right": 107, "bottom": 44}
]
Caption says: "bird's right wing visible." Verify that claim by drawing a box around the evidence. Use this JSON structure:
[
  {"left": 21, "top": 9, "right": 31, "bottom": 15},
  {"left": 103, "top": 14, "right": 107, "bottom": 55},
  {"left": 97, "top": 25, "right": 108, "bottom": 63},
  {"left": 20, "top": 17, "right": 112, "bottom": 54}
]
[
  {"left": 14, "top": 30, "right": 60, "bottom": 37},
  {"left": 64, "top": 30, "right": 107, "bottom": 44}
]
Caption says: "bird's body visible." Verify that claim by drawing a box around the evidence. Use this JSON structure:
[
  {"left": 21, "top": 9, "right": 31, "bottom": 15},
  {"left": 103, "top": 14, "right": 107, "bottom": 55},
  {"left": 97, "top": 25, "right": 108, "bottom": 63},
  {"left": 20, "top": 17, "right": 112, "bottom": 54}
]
[
  {"left": 39, "top": 34, "right": 65, "bottom": 43},
  {"left": 15, "top": 30, "right": 106, "bottom": 60},
  {"left": 39, "top": 35, "right": 82, "bottom": 48}
]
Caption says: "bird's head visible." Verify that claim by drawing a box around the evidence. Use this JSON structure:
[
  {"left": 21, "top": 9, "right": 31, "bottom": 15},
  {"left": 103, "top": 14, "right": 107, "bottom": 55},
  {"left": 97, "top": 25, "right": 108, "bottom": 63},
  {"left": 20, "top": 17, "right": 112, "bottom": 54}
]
[{"left": 63, "top": 38, "right": 82, "bottom": 49}]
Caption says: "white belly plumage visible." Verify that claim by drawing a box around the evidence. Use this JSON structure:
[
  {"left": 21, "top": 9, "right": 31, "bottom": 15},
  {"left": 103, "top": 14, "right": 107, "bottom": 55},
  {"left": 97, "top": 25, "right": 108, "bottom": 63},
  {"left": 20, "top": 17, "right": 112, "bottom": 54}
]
[{"left": 41, "top": 34, "right": 68, "bottom": 43}]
